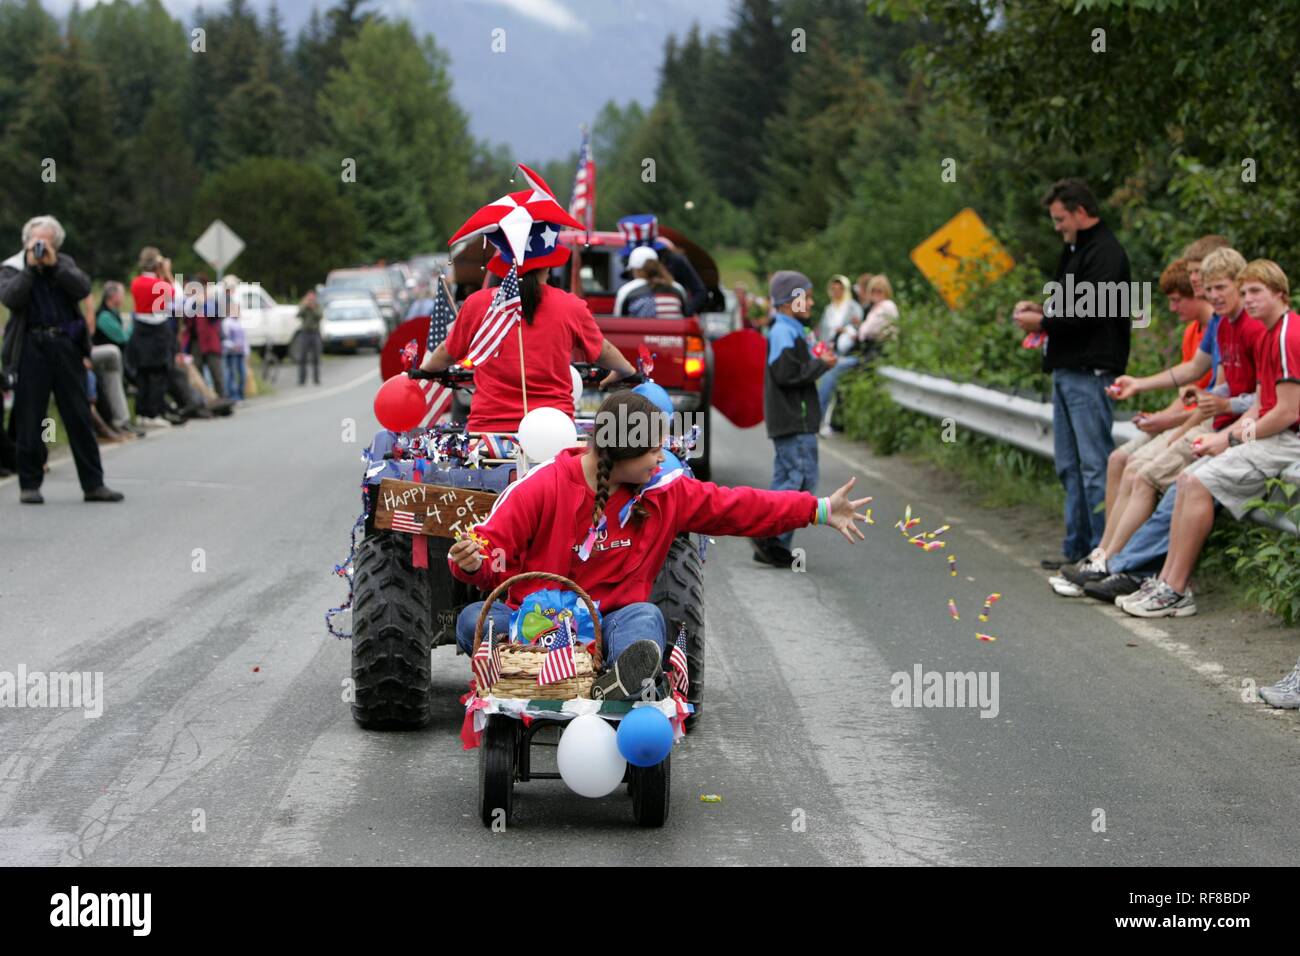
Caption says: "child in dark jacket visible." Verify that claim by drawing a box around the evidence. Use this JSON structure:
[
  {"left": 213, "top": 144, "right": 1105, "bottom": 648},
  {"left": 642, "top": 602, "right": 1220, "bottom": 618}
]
[
  {"left": 449, "top": 391, "right": 872, "bottom": 700},
  {"left": 755, "top": 270, "right": 837, "bottom": 567}
]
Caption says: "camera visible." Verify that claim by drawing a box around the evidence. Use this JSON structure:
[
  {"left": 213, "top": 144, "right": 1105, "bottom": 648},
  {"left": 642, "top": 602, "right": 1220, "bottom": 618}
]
[{"left": 32, "top": 239, "right": 46, "bottom": 262}]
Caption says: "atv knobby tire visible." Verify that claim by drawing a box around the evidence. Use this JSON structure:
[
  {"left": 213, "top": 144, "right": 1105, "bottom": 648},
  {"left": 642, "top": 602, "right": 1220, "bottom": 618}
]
[
  {"left": 350, "top": 531, "right": 434, "bottom": 729},
  {"left": 650, "top": 535, "right": 705, "bottom": 730}
]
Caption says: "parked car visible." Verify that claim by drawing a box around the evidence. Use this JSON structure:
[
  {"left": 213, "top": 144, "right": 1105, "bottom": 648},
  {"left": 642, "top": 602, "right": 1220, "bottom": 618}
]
[
  {"left": 321, "top": 296, "right": 386, "bottom": 353},
  {"left": 325, "top": 267, "right": 401, "bottom": 328},
  {"left": 226, "top": 278, "right": 301, "bottom": 358}
]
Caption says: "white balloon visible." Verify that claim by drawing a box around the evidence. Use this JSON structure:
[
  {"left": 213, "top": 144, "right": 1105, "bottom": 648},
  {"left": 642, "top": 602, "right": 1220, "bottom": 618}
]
[
  {"left": 570, "top": 366, "right": 584, "bottom": 408},
  {"left": 557, "top": 714, "right": 626, "bottom": 798},
  {"left": 517, "top": 406, "right": 577, "bottom": 462}
]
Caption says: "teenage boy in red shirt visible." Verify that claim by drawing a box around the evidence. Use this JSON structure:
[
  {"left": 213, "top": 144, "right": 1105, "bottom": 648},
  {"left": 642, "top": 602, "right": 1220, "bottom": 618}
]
[{"left": 1125, "top": 259, "right": 1300, "bottom": 618}]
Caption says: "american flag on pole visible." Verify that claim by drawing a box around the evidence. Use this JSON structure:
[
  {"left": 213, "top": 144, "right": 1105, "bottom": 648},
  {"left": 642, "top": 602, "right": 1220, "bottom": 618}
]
[
  {"left": 472, "top": 619, "right": 502, "bottom": 694},
  {"left": 414, "top": 278, "right": 458, "bottom": 429},
  {"left": 668, "top": 622, "right": 689, "bottom": 696},
  {"left": 465, "top": 262, "right": 522, "bottom": 367},
  {"left": 537, "top": 623, "right": 576, "bottom": 687},
  {"left": 568, "top": 126, "right": 595, "bottom": 241},
  {"left": 391, "top": 510, "right": 425, "bottom": 534}
]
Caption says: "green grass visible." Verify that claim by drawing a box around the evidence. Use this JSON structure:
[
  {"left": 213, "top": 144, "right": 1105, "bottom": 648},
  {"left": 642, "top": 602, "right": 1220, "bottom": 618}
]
[{"left": 712, "top": 247, "right": 761, "bottom": 290}]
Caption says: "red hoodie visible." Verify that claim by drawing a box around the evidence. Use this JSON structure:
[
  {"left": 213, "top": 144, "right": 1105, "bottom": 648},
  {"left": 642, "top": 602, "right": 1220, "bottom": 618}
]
[{"left": 450, "top": 448, "right": 818, "bottom": 612}]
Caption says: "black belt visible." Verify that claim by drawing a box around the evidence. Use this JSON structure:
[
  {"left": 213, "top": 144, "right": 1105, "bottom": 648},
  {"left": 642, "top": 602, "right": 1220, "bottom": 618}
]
[{"left": 29, "top": 325, "right": 69, "bottom": 339}]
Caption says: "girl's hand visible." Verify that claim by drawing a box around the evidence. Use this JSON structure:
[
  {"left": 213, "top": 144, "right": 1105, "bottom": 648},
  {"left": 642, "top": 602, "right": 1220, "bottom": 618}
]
[
  {"left": 826, "top": 477, "right": 873, "bottom": 543},
  {"left": 449, "top": 537, "right": 483, "bottom": 572}
]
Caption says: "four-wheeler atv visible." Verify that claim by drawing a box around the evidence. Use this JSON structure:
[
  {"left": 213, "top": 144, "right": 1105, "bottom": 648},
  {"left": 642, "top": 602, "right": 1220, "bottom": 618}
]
[{"left": 347, "top": 364, "right": 706, "bottom": 735}]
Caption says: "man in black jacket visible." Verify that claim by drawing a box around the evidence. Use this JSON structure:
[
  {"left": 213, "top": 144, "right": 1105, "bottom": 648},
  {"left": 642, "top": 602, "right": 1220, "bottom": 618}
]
[
  {"left": 753, "top": 269, "right": 836, "bottom": 567},
  {"left": 1014, "top": 179, "right": 1130, "bottom": 568},
  {"left": 0, "top": 216, "right": 123, "bottom": 504}
]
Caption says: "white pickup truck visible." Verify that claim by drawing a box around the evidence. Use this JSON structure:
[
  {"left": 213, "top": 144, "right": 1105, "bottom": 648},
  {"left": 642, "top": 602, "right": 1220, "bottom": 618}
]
[{"left": 229, "top": 280, "right": 301, "bottom": 357}]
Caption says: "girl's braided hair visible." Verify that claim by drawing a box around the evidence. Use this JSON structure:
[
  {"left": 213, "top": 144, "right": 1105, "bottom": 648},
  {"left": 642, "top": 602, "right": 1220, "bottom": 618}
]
[{"left": 590, "top": 390, "right": 667, "bottom": 528}]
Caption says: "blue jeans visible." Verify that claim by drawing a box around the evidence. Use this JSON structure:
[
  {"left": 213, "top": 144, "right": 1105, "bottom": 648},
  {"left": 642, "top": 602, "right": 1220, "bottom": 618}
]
[
  {"left": 224, "top": 353, "right": 245, "bottom": 400},
  {"left": 817, "top": 355, "right": 859, "bottom": 420},
  {"left": 456, "top": 600, "right": 666, "bottom": 665},
  {"left": 1109, "top": 484, "right": 1175, "bottom": 576},
  {"left": 771, "top": 432, "right": 819, "bottom": 550},
  {"left": 1052, "top": 368, "right": 1115, "bottom": 561}
]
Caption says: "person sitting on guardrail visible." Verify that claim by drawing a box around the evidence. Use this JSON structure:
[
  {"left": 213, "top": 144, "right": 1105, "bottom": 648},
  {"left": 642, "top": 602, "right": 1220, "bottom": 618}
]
[
  {"left": 447, "top": 390, "right": 873, "bottom": 699},
  {"left": 815, "top": 274, "right": 863, "bottom": 438},
  {"left": 1051, "top": 252, "right": 1261, "bottom": 598},
  {"left": 1123, "top": 259, "right": 1300, "bottom": 619}
]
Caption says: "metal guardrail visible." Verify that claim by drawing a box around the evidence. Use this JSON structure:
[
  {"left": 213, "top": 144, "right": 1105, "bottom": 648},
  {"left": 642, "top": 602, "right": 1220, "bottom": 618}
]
[{"left": 878, "top": 365, "right": 1299, "bottom": 536}]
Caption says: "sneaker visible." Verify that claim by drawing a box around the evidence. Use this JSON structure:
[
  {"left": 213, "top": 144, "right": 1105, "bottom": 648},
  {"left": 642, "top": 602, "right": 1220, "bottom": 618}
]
[
  {"left": 19, "top": 489, "right": 44, "bottom": 504},
  {"left": 591, "top": 640, "right": 664, "bottom": 701},
  {"left": 138, "top": 416, "right": 171, "bottom": 429},
  {"left": 1122, "top": 580, "right": 1196, "bottom": 618},
  {"left": 1083, "top": 572, "right": 1144, "bottom": 604},
  {"left": 1062, "top": 553, "right": 1108, "bottom": 587},
  {"left": 818, "top": 425, "right": 833, "bottom": 439},
  {"left": 1116, "top": 576, "right": 1160, "bottom": 611},
  {"left": 1048, "top": 574, "right": 1084, "bottom": 597},
  {"left": 1258, "top": 664, "right": 1300, "bottom": 709}
]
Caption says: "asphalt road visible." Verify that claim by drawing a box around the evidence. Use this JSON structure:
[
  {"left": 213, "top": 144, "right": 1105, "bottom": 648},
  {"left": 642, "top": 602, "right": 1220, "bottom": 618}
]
[{"left": 2, "top": 353, "right": 1298, "bottom": 865}]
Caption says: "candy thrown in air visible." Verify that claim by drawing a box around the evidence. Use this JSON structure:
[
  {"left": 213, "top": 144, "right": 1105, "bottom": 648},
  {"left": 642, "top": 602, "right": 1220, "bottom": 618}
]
[
  {"left": 947, "top": 599, "right": 959, "bottom": 621},
  {"left": 975, "top": 633, "right": 997, "bottom": 642},
  {"left": 922, "top": 541, "right": 946, "bottom": 552},
  {"left": 700, "top": 794, "right": 722, "bottom": 803},
  {"left": 978, "top": 592, "right": 1003, "bottom": 621},
  {"left": 926, "top": 524, "right": 950, "bottom": 539},
  {"left": 948, "top": 555, "right": 957, "bottom": 577},
  {"left": 865, "top": 508, "right": 875, "bottom": 525}
]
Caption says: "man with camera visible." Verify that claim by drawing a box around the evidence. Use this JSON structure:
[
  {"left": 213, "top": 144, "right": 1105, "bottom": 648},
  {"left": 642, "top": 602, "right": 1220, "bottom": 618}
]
[{"left": 0, "top": 215, "right": 124, "bottom": 504}]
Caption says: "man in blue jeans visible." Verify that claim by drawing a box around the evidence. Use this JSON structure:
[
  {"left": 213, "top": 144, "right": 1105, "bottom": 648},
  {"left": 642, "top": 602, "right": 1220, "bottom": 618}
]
[
  {"left": 753, "top": 270, "right": 835, "bottom": 568},
  {"left": 1013, "top": 179, "right": 1132, "bottom": 568}
]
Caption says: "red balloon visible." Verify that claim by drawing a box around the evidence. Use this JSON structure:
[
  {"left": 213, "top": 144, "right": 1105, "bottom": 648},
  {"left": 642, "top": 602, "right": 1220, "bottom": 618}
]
[{"left": 373, "top": 374, "right": 428, "bottom": 432}]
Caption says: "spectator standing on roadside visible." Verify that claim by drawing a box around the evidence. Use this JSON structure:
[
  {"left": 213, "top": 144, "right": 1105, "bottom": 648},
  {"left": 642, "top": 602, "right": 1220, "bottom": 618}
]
[
  {"left": 130, "top": 247, "right": 177, "bottom": 427},
  {"left": 752, "top": 270, "right": 835, "bottom": 568},
  {"left": 182, "top": 273, "right": 225, "bottom": 398},
  {"left": 1013, "top": 179, "right": 1132, "bottom": 570},
  {"left": 297, "top": 289, "right": 322, "bottom": 386},
  {"left": 221, "top": 306, "right": 248, "bottom": 401},
  {"left": 0, "top": 215, "right": 123, "bottom": 503}
]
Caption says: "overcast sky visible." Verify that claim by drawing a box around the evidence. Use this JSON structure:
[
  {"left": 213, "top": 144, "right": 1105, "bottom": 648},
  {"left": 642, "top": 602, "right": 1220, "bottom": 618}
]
[{"left": 47, "top": 0, "right": 734, "bottom": 162}]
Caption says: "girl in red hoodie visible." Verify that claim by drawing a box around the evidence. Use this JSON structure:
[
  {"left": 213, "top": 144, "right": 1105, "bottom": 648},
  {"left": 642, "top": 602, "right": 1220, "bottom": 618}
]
[{"left": 449, "top": 391, "right": 873, "bottom": 699}]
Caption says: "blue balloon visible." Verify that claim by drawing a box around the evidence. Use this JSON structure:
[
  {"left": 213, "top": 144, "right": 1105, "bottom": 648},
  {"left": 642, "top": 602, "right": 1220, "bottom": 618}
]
[
  {"left": 616, "top": 706, "right": 674, "bottom": 768},
  {"left": 633, "top": 382, "right": 673, "bottom": 416}
]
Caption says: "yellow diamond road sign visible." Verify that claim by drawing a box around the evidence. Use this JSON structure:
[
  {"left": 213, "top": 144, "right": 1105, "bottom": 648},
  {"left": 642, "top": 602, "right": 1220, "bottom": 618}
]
[{"left": 910, "top": 208, "right": 1014, "bottom": 308}]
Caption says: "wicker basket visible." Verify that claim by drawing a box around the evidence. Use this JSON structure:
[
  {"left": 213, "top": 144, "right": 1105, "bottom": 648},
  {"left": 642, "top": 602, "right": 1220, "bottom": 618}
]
[{"left": 472, "top": 572, "right": 603, "bottom": 700}]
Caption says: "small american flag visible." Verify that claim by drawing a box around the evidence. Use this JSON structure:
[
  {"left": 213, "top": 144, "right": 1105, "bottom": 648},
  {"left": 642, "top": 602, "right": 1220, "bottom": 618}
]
[
  {"left": 414, "top": 279, "right": 457, "bottom": 429},
  {"left": 668, "top": 623, "right": 689, "bottom": 696},
  {"left": 391, "top": 510, "right": 425, "bottom": 534},
  {"left": 471, "top": 619, "right": 501, "bottom": 693},
  {"left": 466, "top": 263, "right": 522, "bottom": 367},
  {"left": 537, "top": 622, "right": 576, "bottom": 687},
  {"left": 568, "top": 126, "right": 595, "bottom": 241}
]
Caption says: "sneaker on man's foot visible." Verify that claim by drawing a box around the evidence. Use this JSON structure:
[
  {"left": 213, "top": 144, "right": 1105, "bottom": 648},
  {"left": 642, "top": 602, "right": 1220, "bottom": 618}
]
[
  {"left": 1083, "top": 573, "right": 1144, "bottom": 604},
  {"left": 1062, "top": 554, "right": 1108, "bottom": 587},
  {"left": 1116, "top": 576, "right": 1160, "bottom": 611},
  {"left": 19, "top": 489, "right": 44, "bottom": 504},
  {"left": 1258, "top": 664, "right": 1300, "bottom": 709},
  {"left": 1048, "top": 574, "right": 1085, "bottom": 597},
  {"left": 1122, "top": 580, "right": 1196, "bottom": 618}
]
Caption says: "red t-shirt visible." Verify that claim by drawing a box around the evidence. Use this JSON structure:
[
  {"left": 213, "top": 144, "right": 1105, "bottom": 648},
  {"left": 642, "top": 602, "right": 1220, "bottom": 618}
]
[
  {"left": 445, "top": 284, "right": 604, "bottom": 432},
  {"left": 130, "top": 272, "right": 173, "bottom": 316},
  {"left": 1180, "top": 319, "right": 1213, "bottom": 390},
  {"left": 1214, "top": 309, "right": 1267, "bottom": 430},
  {"left": 1255, "top": 310, "right": 1300, "bottom": 430},
  {"left": 449, "top": 448, "right": 817, "bottom": 612}
]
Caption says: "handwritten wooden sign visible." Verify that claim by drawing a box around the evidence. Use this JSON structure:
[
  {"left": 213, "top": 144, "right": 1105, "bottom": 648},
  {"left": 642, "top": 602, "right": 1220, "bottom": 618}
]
[{"left": 372, "top": 479, "right": 498, "bottom": 538}]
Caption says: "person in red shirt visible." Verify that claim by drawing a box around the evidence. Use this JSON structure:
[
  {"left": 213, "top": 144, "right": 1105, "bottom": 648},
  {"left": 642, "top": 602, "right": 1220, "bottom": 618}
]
[
  {"left": 448, "top": 390, "right": 873, "bottom": 699},
  {"left": 1125, "top": 259, "right": 1300, "bottom": 618},
  {"left": 417, "top": 166, "right": 633, "bottom": 433},
  {"left": 128, "top": 247, "right": 178, "bottom": 425}
]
